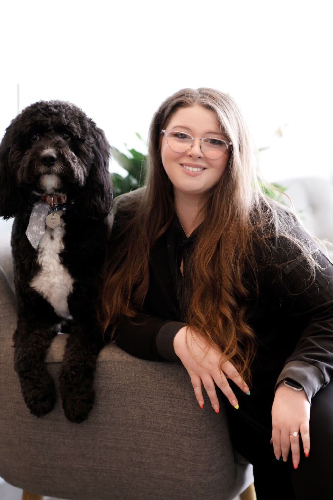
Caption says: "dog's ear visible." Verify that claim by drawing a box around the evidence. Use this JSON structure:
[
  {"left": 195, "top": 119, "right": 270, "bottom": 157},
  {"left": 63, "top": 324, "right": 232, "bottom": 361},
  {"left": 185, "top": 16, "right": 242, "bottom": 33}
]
[
  {"left": 0, "top": 126, "right": 23, "bottom": 219},
  {"left": 76, "top": 127, "right": 113, "bottom": 218}
]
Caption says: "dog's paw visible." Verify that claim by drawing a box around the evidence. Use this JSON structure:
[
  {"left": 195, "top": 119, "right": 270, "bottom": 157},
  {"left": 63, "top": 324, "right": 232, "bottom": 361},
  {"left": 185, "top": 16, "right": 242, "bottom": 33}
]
[
  {"left": 20, "top": 372, "right": 57, "bottom": 418},
  {"left": 61, "top": 389, "right": 95, "bottom": 423}
]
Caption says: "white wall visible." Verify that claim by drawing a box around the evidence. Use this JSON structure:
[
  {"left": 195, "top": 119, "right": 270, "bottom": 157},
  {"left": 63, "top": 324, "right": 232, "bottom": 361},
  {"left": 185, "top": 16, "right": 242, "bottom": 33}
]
[{"left": 1, "top": 0, "right": 332, "bottom": 182}]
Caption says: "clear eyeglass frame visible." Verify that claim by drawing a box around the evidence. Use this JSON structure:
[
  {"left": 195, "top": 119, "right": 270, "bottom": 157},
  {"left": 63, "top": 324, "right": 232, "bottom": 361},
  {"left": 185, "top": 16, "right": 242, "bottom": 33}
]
[{"left": 161, "top": 129, "right": 232, "bottom": 160}]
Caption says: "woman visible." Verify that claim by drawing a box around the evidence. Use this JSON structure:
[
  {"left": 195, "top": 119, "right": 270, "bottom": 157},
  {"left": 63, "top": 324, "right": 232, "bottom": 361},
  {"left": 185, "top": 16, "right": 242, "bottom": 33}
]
[{"left": 101, "top": 88, "right": 333, "bottom": 499}]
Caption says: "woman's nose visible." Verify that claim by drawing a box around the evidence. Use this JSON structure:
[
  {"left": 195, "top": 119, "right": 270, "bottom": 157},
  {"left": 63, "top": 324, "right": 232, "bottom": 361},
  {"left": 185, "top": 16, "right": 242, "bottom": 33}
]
[{"left": 188, "top": 138, "right": 202, "bottom": 158}]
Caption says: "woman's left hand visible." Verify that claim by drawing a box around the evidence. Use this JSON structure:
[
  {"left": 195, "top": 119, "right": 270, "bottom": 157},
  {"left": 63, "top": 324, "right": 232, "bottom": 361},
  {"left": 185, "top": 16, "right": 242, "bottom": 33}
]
[{"left": 271, "top": 383, "right": 310, "bottom": 469}]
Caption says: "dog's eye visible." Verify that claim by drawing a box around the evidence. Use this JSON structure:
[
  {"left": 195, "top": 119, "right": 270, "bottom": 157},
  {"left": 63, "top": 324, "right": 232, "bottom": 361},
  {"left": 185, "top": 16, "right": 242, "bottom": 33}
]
[
  {"left": 62, "top": 132, "right": 70, "bottom": 141},
  {"left": 31, "top": 134, "right": 39, "bottom": 142}
]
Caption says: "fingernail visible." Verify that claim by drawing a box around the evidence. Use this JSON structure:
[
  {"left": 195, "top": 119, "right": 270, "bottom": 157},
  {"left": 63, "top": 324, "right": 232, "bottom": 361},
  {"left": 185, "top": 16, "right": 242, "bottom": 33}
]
[
  {"left": 214, "top": 407, "right": 220, "bottom": 414},
  {"left": 233, "top": 404, "right": 239, "bottom": 410},
  {"left": 276, "top": 456, "right": 282, "bottom": 461},
  {"left": 293, "top": 462, "right": 298, "bottom": 470},
  {"left": 304, "top": 449, "right": 309, "bottom": 457},
  {"left": 283, "top": 458, "right": 287, "bottom": 463},
  {"left": 270, "top": 438, "right": 273, "bottom": 445},
  {"left": 200, "top": 404, "right": 204, "bottom": 409},
  {"left": 246, "top": 391, "right": 251, "bottom": 395}
]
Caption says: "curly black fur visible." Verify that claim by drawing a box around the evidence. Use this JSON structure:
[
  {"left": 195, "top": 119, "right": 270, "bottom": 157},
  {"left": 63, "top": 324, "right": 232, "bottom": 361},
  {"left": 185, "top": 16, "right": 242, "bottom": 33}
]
[{"left": 0, "top": 101, "right": 113, "bottom": 422}]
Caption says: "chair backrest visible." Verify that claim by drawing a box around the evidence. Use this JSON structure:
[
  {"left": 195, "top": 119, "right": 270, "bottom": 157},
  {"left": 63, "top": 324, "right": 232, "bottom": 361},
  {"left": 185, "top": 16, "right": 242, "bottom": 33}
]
[{"left": 0, "top": 262, "right": 253, "bottom": 500}]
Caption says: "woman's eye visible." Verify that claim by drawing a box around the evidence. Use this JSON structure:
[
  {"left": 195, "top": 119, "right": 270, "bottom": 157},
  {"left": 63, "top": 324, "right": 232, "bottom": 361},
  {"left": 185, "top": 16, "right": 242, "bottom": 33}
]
[
  {"left": 172, "top": 132, "right": 190, "bottom": 140},
  {"left": 206, "top": 138, "right": 224, "bottom": 146},
  {"left": 31, "top": 134, "right": 39, "bottom": 142},
  {"left": 62, "top": 132, "right": 70, "bottom": 140}
]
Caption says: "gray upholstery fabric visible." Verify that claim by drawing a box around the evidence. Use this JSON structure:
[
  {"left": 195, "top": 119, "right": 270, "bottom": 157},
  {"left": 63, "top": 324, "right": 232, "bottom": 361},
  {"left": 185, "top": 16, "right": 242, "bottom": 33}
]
[{"left": 0, "top": 263, "right": 252, "bottom": 500}]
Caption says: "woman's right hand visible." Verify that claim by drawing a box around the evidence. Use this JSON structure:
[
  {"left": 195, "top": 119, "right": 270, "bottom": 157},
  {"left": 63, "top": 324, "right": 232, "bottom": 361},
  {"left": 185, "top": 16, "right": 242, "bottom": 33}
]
[{"left": 173, "top": 326, "right": 249, "bottom": 412}]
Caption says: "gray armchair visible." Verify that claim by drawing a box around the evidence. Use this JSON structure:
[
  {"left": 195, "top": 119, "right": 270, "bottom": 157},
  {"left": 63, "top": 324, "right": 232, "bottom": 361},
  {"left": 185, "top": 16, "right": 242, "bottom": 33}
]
[{"left": 0, "top": 229, "right": 254, "bottom": 500}]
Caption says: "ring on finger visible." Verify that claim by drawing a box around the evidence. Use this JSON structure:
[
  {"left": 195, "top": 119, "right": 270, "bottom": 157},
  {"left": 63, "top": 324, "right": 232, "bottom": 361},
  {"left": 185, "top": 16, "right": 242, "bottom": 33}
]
[{"left": 289, "top": 431, "right": 299, "bottom": 437}]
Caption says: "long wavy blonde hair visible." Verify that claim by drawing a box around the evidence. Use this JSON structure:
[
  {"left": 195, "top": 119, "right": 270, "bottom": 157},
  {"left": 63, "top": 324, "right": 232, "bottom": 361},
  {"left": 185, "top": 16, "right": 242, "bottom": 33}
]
[{"left": 100, "top": 88, "right": 317, "bottom": 383}]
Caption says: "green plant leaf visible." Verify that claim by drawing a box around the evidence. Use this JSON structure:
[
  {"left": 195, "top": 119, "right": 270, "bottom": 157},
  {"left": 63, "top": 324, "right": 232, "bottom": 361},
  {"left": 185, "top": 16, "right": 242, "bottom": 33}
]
[{"left": 110, "top": 137, "right": 148, "bottom": 197}]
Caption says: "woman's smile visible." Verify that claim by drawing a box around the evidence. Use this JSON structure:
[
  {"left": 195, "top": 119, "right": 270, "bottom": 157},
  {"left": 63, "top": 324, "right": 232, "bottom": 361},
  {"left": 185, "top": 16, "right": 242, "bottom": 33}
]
[{"left": 180, "top": 162, "right": 207, "bottom": 175}]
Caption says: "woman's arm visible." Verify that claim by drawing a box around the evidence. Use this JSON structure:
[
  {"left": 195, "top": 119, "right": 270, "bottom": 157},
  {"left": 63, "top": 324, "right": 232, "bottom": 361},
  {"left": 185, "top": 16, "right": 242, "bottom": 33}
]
[
  {"left": 263, "top": 225, "right": 333, "bottom": 468},
  {"left": 255, "top": 218, "right": 333, "bottom": 398},
  {"left": 274, "top": 243, "right": 333, "bottom": 400},
  {"left": 114, "top": 315, "right": 250, "bottom": 410},
  {"left": 114, "top": 315, "right": 185, "bottom": 361}
]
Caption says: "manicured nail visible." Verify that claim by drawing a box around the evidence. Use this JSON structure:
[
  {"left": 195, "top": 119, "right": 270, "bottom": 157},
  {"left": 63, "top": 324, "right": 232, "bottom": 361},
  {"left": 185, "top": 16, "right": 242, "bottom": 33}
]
[
  {"left": 293, "top": 462, "right": 298, "bottom": 470},
  {"left": 276, "top": 456, "right": 282, "bottom": 461},
  {"left": 233, "top": 404, "right": 239, "bottom": 410},
  {"left": 200, "top": 404, "right": 204, "bottom": 409},
  {"left": 213, "top": 403, "right": 220, "bottom": 413},
  {"left": 283, "top": 458, "right": 287, "bottom": 463},
  {"left": 304, "top": 449, "right": 309, "bottom": 457},
  {"left": 246, "top": 391, "right": 251, "bottom": 395}
]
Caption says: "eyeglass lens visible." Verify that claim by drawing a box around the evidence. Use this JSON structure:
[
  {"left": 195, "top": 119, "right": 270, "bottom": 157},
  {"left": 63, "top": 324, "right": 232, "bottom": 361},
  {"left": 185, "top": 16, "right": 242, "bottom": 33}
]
[{"left": 166, "top": 131, "right": 228, "bottom": 159}]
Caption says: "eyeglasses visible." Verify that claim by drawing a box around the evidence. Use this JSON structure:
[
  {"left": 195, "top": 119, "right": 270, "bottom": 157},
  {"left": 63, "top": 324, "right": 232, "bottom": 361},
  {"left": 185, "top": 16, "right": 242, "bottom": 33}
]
[{"left": 161, "top": 130, "right": 232, "bottom": 160}]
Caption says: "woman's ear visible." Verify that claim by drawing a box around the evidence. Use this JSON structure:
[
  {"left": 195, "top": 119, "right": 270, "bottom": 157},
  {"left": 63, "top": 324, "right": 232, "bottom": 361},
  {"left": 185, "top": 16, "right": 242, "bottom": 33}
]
[
  {"left": 0, "top": 127, "right": 23, "bottom": 218},
  {"left": 75, "top": 126, "right": 113, "bottom": 218}
]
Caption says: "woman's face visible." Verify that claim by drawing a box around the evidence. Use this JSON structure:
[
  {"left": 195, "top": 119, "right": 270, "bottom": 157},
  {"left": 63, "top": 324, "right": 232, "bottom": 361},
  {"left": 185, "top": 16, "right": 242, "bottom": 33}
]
[{"left": 161, "top": 104, "right": 230, "bottom": 201}]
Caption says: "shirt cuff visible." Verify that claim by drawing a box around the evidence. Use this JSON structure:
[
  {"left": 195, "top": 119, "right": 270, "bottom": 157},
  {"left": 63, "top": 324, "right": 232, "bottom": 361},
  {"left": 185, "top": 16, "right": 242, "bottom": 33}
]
[
  {"left": 275, "top": 361, "right": 325, "bottom": 403},
  {"left": 156, "top": 321, "right": 186, "bottom": 362}
]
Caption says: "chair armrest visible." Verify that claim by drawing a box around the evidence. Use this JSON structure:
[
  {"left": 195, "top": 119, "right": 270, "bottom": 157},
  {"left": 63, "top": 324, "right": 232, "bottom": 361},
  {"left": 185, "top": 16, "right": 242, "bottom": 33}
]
[{"left": 0, "top": 266, "right": 252, "bottom": 500}]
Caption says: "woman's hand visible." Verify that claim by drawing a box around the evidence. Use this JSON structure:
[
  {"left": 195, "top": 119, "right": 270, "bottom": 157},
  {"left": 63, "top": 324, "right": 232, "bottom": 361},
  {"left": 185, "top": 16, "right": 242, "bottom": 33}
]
[
  {"left": 173, "top": 326, "right": 250, "bottom": 412},
  {"left": 271, "top": 383, "right": 310, "bottom": 469}
]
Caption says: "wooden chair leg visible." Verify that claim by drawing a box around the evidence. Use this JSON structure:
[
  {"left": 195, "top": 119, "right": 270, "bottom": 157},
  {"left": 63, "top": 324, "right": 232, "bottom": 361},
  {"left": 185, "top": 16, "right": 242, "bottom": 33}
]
[
  {"left": 240, "top": 482, "right": 257, "bottom": 500},
  {"left": 22, "top": 490, "right": 43, "bottom": 500}
]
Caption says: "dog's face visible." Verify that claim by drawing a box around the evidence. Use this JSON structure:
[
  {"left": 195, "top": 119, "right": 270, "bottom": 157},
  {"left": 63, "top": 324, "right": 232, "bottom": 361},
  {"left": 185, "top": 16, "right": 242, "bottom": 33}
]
[
  {"left": 7, "top": 101, "right": 100, "bottom": 194},
  {"left": 0, "top": 100, "right": 112, "bottom": 218}
]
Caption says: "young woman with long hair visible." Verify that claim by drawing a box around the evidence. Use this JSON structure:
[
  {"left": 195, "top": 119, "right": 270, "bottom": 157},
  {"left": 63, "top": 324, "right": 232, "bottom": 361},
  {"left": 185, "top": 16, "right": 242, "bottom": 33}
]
[{"left": 101, "top": 88, "right": 333, "bottom": 499}]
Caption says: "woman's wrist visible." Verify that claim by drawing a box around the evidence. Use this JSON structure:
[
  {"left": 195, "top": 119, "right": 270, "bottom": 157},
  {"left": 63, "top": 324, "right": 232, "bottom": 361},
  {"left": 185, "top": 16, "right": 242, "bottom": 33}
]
[
  {"left": 173, "top": 326, "right": 187, "bottom": 358},
  {"left": 156, "top": 321, "right": 186, "bottom": 361}
]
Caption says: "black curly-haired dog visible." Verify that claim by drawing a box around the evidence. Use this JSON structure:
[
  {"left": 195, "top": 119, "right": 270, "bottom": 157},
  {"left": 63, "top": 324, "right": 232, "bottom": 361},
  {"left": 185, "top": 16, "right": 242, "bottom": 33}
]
[{"left": 0, "top": 100, "right": 113, "bottom": 423}]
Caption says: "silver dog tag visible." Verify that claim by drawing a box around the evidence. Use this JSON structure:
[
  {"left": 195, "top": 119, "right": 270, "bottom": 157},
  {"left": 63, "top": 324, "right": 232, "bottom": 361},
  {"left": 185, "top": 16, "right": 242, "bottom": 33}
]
[{"left": 46, "top": 212, "right": 61, "bottom": 229}]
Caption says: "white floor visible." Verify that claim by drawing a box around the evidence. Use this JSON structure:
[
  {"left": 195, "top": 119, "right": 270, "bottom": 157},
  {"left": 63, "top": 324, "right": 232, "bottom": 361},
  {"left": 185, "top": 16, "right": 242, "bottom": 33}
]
[{"left": 0, "top": 478, "right": 67, "bottom": 500}]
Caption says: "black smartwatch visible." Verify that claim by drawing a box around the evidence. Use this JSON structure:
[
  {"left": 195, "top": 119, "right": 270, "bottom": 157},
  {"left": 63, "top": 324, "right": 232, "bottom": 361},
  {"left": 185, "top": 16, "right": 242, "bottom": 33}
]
[{"left": 283, "top": 378, "right": 304, "bottom": 391}]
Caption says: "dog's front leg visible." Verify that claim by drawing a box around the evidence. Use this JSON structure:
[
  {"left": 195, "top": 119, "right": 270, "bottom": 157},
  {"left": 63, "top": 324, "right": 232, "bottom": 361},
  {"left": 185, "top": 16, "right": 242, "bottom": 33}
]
[
  {"left": 59, "top": 324, "right": 104, "bottom": 423},
  {"left": 13, "top": 319, "right": 60, "bottom": 417}
]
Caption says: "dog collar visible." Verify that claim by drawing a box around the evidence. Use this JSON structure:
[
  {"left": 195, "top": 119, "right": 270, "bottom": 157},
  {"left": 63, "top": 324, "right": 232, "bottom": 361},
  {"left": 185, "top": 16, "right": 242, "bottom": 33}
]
[
  {"left": 39, "top": 194, "right": 68, "bottom": 206},
  {"left": 35, "top": 194, "right": 75, "bottom": 213}
]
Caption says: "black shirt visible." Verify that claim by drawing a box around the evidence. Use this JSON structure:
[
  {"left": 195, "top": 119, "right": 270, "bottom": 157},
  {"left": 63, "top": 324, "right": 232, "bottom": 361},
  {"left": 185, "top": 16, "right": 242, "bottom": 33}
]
[{"left": 111, "top": 198, "right": 333, "bottom": 427}]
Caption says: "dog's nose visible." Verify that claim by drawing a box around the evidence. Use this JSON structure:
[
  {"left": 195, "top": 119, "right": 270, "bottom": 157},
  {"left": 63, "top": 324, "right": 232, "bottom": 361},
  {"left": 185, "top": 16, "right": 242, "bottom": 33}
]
[{"left": 41, "top": 153, "right": 57, "bottom": 167}]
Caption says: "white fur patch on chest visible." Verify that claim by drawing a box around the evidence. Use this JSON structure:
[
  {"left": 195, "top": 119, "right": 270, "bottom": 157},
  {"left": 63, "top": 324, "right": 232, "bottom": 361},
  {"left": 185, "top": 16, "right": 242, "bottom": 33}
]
[
  {"left": 30, "top": 219, "right": 74, "bottom": 319},
  {"left": 39, "top": 174, "right": 62, "bottom": 193}
]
